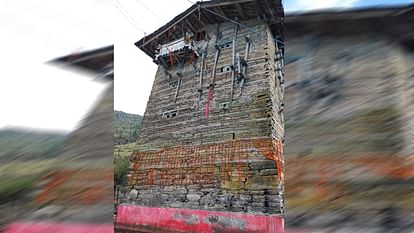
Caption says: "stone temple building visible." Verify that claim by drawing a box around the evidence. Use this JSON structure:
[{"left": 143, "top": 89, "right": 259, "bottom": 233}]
[
  {"left": 115, "top": 0, "right": 285, "bottom": 232},
  {"left": 282, "top": 5, "right": 414, "bottom": 232}
]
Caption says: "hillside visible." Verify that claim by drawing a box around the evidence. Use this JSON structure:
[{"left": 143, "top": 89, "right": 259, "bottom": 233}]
[
  {"left": 114, "top": 110, "right": 142, "bottom": 145},
  {"left": 0, "top": 128, "right": 66, "bottom": 162}
]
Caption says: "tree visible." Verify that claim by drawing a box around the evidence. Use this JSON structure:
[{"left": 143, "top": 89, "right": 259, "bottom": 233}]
[{"left": 114, "top": 156, "right": 129, "bottom": 185}]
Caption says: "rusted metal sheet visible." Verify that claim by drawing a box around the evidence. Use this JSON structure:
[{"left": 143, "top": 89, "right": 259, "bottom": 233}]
[
  {"left": 3, "top": 221, "right": 113, "bottom": 233},
  {"left": 116, "top": 205, "right": 284, "bottom": 233}
]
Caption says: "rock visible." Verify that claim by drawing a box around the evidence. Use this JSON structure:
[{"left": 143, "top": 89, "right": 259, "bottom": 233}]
[
  {"left": 138, "top": 193, "right": 153, "bottom": 199},
  {"left": 249, "top": 160, "right": 276, "bottom": 170},
  {"left": 246, "top": 175, "right": 279, "bottom": 189},
  {"left": 32, "top": 205, "right": 65, "bottom": 218},
  {"left": 187, "top": 194, "right": 201, "bottom": 202},
  {"left": 259, "top": 169, "right": 278, "bottom": 176},
  {"left": 200, "top": 193, "right": 216, "bottom": 207},
  {"left": 127, "top": 189, "right": 138, "bottom": 200},
  {"left": 163, "top": 186, "right": 175, "bottom": 192}
]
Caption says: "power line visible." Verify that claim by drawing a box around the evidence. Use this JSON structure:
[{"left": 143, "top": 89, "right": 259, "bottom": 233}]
[
  {"left": 114, "top": 0, "right": 146, "bottom": 33},
  {"left": 115, "top": 0, "right": 145, "bottom": 32},
  {"left": 134, "top": 0, "right": 164, "bottom": 22}
]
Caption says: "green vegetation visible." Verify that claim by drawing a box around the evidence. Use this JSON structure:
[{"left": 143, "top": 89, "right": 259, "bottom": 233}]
[
  {"left": 114, "top": 155, "right": 129, "bottom": 185},
  {"left": 114, "top": 110, "right": 142, "bottom": 145},
  {"left": 0, "top": 129, "right": 66, "bottom": 160},
  {"left": 0, "top": 160, "right": 61, "bottom": 203},
  {"left": 114, "top": 142, "right": 136, "bottom": 157},
  {"left": 0, "top": 175, "right": 38, "bottom": 201},
  {"left": 0, "top": 160, "right": 59, "bottom": 177}
]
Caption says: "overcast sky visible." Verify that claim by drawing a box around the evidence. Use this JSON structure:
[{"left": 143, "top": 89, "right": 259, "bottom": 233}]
[
  {"left": 1, "top": 0, "right": 412, "bottom": 131},
  {"left": 0, "top": 0, "right": 115, "bottom": 132},
  {"left": 114, "top": 0, "right": 413, "bottom": 115}
]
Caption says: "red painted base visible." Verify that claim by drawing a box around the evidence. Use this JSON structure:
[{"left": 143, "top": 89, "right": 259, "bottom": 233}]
[
  {"left": 3, "top": 221, "right": 113, "bottom": 233},
  {"left": 116, "top": 205, "right": 284, "bottom": 233}
]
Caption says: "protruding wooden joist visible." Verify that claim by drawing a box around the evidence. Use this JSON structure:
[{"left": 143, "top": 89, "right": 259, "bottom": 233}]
[
  {"left": 201, "top": 8, "right": 217, "bottom": 24},
  {"left": 188, "top": 12, "right": 206, "bottom": 30},
  {"left": 236, "top": 3, "right": 248, "bottom": 20},
  {"left": 255, "top": 0, "right": 267, "bottom": 20},
  {"left": 215, "top": 6, "right": 227, "bottom": 21},
  {"left": 184, "top": 18, "right": 196, "bottom": 34},
  {"left": 264, "top": 0, "right": 276, "bottom": 18},
  {"left": 139, "top": 7, "right": 199, "bottom": 48},
  {"left": 201, "top": 0, "right": 256, "bottom": 8}
]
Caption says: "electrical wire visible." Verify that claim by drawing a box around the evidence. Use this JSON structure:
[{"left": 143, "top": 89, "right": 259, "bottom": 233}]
[
  {"left": 114, "top": 0, "right": 146, "bottom": 33},
  {"left": 134, "top": 0, "right": 164, "bottom": 22}
]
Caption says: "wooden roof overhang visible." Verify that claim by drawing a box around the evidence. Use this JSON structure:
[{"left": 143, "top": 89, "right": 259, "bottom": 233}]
[
  {"left": 285, "top": 4, "right": 414, "bottom": 51},
  {"left": 49, "top": 45, "right": 114, "bottom": 81},
  {"left": 135, "top": 0, "right": 284, "bottom": 60}
]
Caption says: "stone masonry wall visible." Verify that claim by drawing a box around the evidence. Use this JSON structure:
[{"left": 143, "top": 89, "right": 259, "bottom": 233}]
[
  {"left": 283, "top": 33, "right": 414, "bottom": 230},
  {"left": 137, "top": 20, "right": 282, "bottom": 149},
  {"left": 127, "top": 20, "right": 284, "bottom": 216}
]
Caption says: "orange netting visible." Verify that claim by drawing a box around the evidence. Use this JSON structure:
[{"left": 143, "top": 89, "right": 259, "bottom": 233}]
[
  {"left": 34, "top": 169, "right": 112, "bottom": 205},
  {"left": 129, "top": 138, "right": 284, "bottom": 188}
]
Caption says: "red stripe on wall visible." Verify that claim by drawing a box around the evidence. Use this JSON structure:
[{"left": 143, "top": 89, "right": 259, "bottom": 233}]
[{"left": 116, "top": 205, "right": 284, "bottom": 233}]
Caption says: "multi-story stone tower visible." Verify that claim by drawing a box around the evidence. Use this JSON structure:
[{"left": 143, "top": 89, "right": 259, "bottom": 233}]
[
  {"left": 282, "top": 6, "right": 414, "bottom": 232},
  {"left": 116, "top": 1, "right": 285, "bottom": 232}
]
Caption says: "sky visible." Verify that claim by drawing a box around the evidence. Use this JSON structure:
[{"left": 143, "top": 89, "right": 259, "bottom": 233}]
[
  {"left": 114, "top": 0, "right": 191, "bottom": 115},
  {"left": 0, "top": 0, "right": 115, "bottom": 132},
  {"left": 114, "top": 0, "right": 413, "bottom": 115},
  {"left": 1, "top": 0, "right": 412, "bottom": 131}
]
